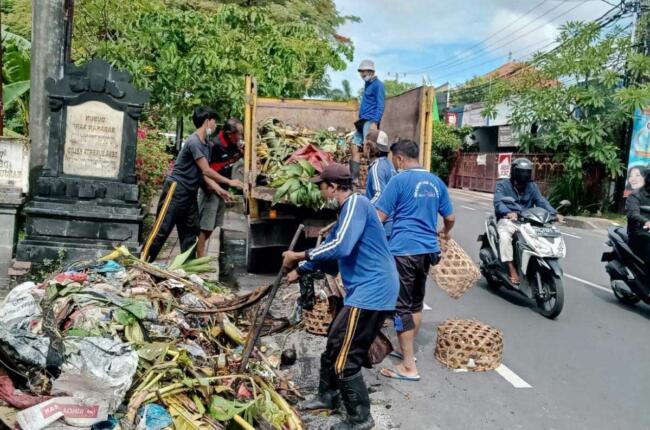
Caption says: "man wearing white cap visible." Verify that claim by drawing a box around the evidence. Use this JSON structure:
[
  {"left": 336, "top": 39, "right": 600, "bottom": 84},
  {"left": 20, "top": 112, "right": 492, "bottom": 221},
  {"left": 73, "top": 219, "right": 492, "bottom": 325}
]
[
  {"left": 352, "top": 59, "right": 385, "bottom": 183},
  {"left": 365, "top": 129, "right": 396, "bottom": 237}
]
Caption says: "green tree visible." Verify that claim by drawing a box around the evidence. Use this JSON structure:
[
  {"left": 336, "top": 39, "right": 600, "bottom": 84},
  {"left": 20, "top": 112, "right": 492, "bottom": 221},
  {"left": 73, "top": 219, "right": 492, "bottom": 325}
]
[
  {"left": 383, "top": 79, "right": 416, "bottom": 97},
  {"left": 2, "top": 28, "right": 31, "bottom": 136},
  {"left": 430, "top": 121, "right": 472, "bottom": 182},
  {"left": 484, "top": 22, "right": 650, "bottom": 211}
]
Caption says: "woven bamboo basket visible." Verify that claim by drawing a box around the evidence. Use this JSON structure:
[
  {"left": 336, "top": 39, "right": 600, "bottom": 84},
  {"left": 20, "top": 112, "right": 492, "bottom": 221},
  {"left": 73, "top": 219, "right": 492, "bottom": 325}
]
[
  {"left": 434, "top": 319, "right": 503, "bottom": 371},
  {"left": 303, "top": 299, "right": 332, "bottom": 336},
  {"left": 430, "top": 238, "right": 481, "bottom": 299}
]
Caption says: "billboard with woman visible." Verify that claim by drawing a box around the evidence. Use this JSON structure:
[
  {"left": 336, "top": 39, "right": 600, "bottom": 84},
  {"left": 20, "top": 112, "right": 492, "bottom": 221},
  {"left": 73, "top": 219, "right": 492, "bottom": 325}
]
[{"left": 625, "top": 108, "right": 650, "bottom": 196}]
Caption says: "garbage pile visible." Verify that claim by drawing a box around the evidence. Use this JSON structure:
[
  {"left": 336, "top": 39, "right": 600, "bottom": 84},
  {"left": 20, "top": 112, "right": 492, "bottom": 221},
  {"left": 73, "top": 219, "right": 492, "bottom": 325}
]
[
  {"left": 0, "top": 246, "right": 303, "bottom": 430},
  {"left": 256, "top": 118, "right": 351, "bottom": 208}
]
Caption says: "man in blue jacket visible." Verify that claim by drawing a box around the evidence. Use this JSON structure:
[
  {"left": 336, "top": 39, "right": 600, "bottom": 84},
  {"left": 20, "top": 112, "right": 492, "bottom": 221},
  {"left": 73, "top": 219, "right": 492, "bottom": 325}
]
[
  {"left": 283, "top": 163, "right": 398, "bottom": 430},
  {"left": 351, "top": 59, "right": 385, "bottom": 183},
  {"left": 365, "top": 129, "right": 396, "bottom": 237},
  {"left": 494, "top": 158, "right": 563, "bottom": 284}
]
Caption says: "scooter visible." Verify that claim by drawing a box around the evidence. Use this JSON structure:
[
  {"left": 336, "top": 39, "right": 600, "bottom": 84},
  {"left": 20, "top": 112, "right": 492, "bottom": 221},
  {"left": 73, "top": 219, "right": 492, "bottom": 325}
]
[
  {"left": 601, "top": 206, "right": 650, "bottom": 306},
  {"left": 478, "top": 198, "right": 570, "bottom": 319}
]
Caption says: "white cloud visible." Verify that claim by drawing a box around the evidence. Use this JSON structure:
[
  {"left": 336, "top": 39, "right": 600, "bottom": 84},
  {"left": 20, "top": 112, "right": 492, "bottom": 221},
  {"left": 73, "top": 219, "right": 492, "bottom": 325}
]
[{"left": 330, "top": 0, "right": 616, "bottom": 91}]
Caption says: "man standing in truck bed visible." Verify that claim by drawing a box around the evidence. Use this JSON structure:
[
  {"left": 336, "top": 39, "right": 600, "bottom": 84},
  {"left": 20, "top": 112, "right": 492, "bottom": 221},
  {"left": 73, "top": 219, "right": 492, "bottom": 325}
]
[{"left": 351, "top": 59, "right": 385, "bottom": 184}]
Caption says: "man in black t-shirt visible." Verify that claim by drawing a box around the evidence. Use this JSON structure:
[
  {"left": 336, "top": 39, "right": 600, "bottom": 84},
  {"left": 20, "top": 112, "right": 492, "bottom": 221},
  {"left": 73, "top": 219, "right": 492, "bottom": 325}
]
[{"left": 141, "top": 107, "right": 242, "bottom": 262}]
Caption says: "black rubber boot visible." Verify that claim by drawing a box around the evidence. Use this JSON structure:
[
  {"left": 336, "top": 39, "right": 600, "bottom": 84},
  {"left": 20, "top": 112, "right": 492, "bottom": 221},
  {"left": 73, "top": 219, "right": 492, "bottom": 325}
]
[
  {"left": 302, "top": 368, "right": 340, "bottom": 411},
  {"left": 331, "top": 372, "right": 374, "bottom": 430}
]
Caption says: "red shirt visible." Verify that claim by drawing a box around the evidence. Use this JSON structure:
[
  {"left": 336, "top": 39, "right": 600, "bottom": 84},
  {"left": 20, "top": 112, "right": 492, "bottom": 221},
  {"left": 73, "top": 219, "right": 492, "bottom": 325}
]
[{"left": 209, "top": 131, "right": 241, "bottom": 175}]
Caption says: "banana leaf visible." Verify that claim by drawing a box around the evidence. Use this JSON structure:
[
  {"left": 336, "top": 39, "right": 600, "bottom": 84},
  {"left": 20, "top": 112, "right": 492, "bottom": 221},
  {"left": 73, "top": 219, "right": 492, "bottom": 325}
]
[
  {"left": 3, "top": 80, "right": 29, "bottom": 109},
  {"left": 208, "top": 395, "right": 254, "bottom": 421},
  {"left": 169, "top": 241, "right": 198, "bottom": 270}
]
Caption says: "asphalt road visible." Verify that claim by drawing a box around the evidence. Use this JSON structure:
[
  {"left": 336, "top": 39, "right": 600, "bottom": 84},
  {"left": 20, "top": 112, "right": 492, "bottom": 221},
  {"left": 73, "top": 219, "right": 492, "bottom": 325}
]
[{"left": 374, "top": 188, "right": 650, "bottom": 430}]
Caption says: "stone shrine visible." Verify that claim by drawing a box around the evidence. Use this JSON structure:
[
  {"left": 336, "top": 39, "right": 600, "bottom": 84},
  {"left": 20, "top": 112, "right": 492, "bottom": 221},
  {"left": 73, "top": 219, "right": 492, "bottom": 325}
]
[
  {"left": 0, "top": 137, "right": 29, "bottom": 291},
  {"left": 17, "top": 59, "right": 150, "bottom": 262}
]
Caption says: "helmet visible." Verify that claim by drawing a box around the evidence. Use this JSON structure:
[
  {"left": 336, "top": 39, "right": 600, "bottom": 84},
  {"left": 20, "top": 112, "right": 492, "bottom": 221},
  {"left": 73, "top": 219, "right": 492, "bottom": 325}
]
[
  {"left": 511, "top": 157, "right": 533, "bottom": 185},
  {"left": 357, "top": 59, "right": 376, "bottom": 72}
]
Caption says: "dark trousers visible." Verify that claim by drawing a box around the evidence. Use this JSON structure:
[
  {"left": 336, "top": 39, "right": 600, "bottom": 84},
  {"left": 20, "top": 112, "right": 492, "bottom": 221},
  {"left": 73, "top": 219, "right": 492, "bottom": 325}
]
[
  {"left": 321, "top": 306, "right": 390, "bottom": 382},
  {"left": 141, "top": 179, "right": 200, "bottom": 262}
]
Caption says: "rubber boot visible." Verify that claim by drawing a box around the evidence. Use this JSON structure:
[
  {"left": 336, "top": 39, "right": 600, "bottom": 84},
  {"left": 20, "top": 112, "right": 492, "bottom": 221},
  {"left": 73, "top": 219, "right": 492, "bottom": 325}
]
[
  {"left": 302, "top": 368, "right": 340, "bottom": 411},
  {"left": 331, "top": 372, "right": 374, "bottom": 430}
]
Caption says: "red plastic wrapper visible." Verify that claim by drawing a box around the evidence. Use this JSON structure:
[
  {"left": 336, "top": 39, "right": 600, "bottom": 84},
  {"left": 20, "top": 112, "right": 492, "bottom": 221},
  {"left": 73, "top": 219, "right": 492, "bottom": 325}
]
[
  {"left": 54, "top": 273, "right": 88, "bottom": 283},
  {"left": 287, "top": 144, "right": 333, "bottom": 172},
  {"left": 0, "top": 370, "right": 51, "bottom": 409}
]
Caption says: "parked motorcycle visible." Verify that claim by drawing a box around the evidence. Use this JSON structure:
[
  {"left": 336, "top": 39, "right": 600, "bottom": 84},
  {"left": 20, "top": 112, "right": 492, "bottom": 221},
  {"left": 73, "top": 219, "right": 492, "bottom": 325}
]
[
  {"left": 601, "top": 205, "right": 650, "bottom": 306},
  {"left": 478, "top": 198, "right": 570, "bottom": 319}
]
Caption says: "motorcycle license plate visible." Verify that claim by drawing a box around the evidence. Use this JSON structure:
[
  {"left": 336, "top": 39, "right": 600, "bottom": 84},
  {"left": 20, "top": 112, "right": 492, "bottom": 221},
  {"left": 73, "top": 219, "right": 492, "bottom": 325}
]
[{"left": 534, "top": 227, "right": 560, "bottom": 237}]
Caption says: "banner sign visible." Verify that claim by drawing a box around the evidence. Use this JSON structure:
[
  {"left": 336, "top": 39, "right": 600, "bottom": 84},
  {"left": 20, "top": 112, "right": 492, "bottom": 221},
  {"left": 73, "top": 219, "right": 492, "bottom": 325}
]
[
  {"left": 498, "top": 153, "right": 513, "bottom": 179},
  {"left": 625, "top": 108, "right": 650, "bottom": 196}
]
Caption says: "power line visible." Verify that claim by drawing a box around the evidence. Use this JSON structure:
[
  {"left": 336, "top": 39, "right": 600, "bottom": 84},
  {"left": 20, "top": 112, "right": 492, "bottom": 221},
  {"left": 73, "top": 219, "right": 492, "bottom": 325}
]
[
  {"left": 405, "top": 0, "right": 550, "bottom": 74},
  {"left": 428, "top": 0, "right": 593, "bottom": 77},
  {"left": 444, "top": 1, "right": 630, "bottom": 97}
]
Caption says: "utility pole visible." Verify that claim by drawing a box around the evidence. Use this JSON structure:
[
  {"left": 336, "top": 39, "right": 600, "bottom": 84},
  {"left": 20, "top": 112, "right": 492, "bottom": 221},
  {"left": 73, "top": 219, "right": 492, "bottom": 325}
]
[{"left": 28, "top": 0, "right": 67, "bottom": 190}]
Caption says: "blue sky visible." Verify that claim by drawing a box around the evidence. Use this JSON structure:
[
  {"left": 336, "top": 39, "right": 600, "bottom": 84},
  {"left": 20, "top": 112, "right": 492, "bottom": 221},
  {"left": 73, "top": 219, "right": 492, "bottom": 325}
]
[{"left": 330, "top": 0, "right": 618, "bottom": 92}]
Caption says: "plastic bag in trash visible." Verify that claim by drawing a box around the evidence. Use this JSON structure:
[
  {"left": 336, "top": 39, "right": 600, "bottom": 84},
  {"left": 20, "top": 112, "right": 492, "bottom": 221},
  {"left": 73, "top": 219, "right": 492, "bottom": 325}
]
[
  {"left": 136, "top": 403, "right": 172, "bottom": 430},
  {"left": 178, "top": 340, "right": 208, "bottom": 361},
  {"left": 51, "top": 337, "right": 138, "bottom": 412},
  {"left": 0, "top": 282, "right": 43, "bottom": 329},
  {"left": 16, "top": 396, "right": 108, "bottom": 430},
  {"left": 0, "top": 326, "right": 50, "bottom": 368}
]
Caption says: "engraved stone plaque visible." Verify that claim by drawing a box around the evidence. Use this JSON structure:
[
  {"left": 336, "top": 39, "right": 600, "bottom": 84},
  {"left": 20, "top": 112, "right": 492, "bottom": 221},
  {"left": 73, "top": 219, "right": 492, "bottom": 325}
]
[
  {"left": 0, "top": 138, "right": 29, "bottom": 193},
  {"left": 63, "top": 100, "right": 124, "bottom": 178}
]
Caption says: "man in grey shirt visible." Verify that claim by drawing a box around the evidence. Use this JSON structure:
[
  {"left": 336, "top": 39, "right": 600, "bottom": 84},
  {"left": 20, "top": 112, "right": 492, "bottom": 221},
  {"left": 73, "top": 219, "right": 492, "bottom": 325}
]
[{"left": 142, "top": 106, "right": 242, "bottom": 262}]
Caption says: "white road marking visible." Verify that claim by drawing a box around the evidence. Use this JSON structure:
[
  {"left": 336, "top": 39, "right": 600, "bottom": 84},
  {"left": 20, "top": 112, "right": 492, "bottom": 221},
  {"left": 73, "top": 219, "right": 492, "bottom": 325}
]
[
  {"left": 495, "top": 364, "right": 532, "bottom": 388},
  {"left": 565, "top": 274, "right": 612, "bottom": 294},
  {"left": 460, "top": 205, "right": 477, "bottom": 211},
  {"left": 560, "top": 231, "right": 582, "bottom": 239},
  {"left": 423, "top": 303, "right": 432, "bottom": 310}
]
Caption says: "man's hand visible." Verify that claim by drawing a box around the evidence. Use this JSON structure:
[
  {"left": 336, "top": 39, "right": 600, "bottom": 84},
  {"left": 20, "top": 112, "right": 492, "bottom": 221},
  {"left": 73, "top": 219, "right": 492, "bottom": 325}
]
[
  {"left": 556, "top": 214, "right": 565, "bottom": 223},
  {"left": 369, "top": 122, "right": 378, "bottom": 130},
  {"left": 286, "top": 270, "right": 299, "bottom": 284},
  {"left": 438, "top": 230, "right": 451, "bottom": 241},
  {"left": 506, "top": 212, "right": 518, "bottom": 221},
  {"left": 282, "top": 251, "right": 304, "bottom": 272},
  {"left": 215, "top": 187, "right": 233, "bottom": 202},
  {"left": 644, "top": 221, "right": 650, "bottom": 230},
  {"left": 229, "top": 179, "right": 244, "bottom": 189}
]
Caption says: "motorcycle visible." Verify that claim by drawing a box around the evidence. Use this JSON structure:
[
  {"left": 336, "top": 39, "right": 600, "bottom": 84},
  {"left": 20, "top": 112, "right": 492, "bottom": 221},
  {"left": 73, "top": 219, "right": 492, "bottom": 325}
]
[
  {"left": 478, "top": 198, "right": 570, "bottom": 319},
  {"left": 601, "top": 205, "right": 650, "bottom": 306}
]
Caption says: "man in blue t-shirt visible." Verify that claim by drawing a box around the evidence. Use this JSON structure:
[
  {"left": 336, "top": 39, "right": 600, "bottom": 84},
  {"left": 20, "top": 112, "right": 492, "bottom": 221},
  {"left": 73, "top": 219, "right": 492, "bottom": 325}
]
[
  {"left": 283, "top": 163, "right": 398, "bottom": 430},
  {"left": 365, "top": 129, "right": 396, "bottom": 236},
  {"left": 351, "top": 59, "right": 385, "bottom": 183},
  {"left": 375, "top": 139, "right": 455, "bottom": 382}
]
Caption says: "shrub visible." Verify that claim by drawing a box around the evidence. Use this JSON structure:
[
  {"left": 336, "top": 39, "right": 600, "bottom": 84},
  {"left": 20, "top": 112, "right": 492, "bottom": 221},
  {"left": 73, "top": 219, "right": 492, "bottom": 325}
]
[{"left": 136, "top": 128, "right": 173, "bottom": 210}]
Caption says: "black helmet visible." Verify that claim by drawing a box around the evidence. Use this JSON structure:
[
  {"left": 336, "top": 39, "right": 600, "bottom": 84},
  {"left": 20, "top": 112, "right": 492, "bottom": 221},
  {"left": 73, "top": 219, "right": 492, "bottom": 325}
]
[{"left": 511, "top": 157, "right": 533, "bottom": 185}]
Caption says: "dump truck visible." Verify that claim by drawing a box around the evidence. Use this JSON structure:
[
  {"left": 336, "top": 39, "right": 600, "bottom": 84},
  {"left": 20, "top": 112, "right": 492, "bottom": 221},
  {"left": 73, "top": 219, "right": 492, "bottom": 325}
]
[{"left": 242, "top": 76, "right": 435, "bottom": 272}]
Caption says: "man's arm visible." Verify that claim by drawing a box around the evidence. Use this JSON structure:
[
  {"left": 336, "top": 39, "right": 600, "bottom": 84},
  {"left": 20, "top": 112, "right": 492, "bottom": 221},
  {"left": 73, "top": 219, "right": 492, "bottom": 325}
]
[
  {"left": 196, "top": 157, "right": 243, "bottom": 189},
  {"left": 494, "top": 181, "right": 513, "bottom": 217},
  {"left": 437, "top": 180, "right": 455, "bottom": 239},
  {"left": 374, "top": 81, "right": 385, "bottom": 123},
  {"left": 369, "top": 163, "right": 382, "bottom": 203},
  {"left": 203, "top": 176, "right": 232, "bottom": 201},
  {"left": 439, "top": 214, "right": 456, "bottom": 240}
]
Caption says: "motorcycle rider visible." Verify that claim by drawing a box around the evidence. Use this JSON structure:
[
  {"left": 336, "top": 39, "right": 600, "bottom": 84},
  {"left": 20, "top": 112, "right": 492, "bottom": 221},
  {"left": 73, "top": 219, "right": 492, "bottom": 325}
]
[
  {"left": 626, "top": 167, "right": 650, "bottom": 264},
  {"left": 493, "top": 158, "right": 563, "bottom": 284}
]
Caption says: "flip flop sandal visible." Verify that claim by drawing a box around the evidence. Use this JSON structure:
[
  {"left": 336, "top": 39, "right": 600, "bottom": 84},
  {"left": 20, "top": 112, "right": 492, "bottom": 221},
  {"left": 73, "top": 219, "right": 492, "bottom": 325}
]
[
  {"left": 380, "top": 368, "right": 421, "bottom": 382},
  {"left": 388, "top": 351, "right": 417, "bottom": 362}
]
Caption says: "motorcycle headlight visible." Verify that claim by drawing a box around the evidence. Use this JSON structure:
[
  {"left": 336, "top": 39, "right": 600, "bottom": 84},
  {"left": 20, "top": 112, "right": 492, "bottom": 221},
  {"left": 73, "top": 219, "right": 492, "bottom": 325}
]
[{"left": 520, "top": 225, "right": 555, "bottom": 257}]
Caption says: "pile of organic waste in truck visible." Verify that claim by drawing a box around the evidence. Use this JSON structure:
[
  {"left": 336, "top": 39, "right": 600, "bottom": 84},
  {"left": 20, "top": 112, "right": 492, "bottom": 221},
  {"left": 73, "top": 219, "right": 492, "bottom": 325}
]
[{"left": 256, "top": 117, "right": 352, "bottom": 208}]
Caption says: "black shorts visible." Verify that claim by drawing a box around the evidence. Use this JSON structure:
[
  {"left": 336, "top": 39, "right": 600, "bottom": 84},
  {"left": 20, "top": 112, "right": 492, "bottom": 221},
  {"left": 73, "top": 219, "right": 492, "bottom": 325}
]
[{"left": 394, "top": 253, "right": 440, "bottom": 332}]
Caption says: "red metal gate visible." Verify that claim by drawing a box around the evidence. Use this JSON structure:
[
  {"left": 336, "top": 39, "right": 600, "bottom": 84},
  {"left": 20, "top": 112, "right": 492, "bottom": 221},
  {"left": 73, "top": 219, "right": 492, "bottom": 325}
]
[{"left": 449, "top": 153, "right": 563, "bottom": 195}]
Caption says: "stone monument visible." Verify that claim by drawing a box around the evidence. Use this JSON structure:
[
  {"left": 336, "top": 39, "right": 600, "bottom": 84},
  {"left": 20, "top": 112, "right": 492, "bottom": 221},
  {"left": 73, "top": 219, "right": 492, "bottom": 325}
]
[
  {"left": 0, "top": 137, "right": 29, "bottom": 291},
  {"left": 17, "top": 58, "right": 150, "bottom": 263}
]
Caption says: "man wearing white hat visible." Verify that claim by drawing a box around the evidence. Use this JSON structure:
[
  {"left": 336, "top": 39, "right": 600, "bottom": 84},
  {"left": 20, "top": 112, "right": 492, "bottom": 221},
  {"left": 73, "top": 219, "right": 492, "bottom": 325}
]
[
  {"left": 365, "top": 129, "right": 396, "bottom": 237},
  {"left": 352, "top": 59, "right": 385, "bottom": 183}
]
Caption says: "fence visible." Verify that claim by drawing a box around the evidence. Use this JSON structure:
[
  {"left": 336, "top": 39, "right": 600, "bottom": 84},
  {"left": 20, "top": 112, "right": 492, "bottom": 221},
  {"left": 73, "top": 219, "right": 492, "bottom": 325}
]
[{"left": 449, "top": 153, "right": 564, "bottom": 195}]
